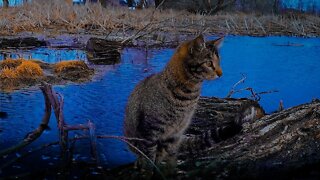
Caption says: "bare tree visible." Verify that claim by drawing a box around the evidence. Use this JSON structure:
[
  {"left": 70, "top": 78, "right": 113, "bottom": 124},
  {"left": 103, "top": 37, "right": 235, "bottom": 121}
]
[
  {"left": 99, "top": 0, "right": 107, "bottom": 7},
  {"left": 211, "top": 0, "right": 236, "bottom": 14},
  {"left": 127, "top": 0, "right": 133, "bottom": 7},
  {"left": 273, "top": 0, "right": 280, "bottom": 13},
  {"left": 3, "top": 0, "right": 9, "bottom": 8},
  {"left": 136, "top": 0, "right": 145, "bottom": 9}
]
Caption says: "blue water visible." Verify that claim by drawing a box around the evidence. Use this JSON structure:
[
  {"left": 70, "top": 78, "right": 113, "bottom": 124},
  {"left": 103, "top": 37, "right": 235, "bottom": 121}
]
[
  {"left": 0, "top": 47, "right": 87, "bottom": 63},
  {"left": 0, "top": 36, "right": 320, "bottom": 174},
  {"left": 282, "top": 0, "right": 320, "bottom": 11}
]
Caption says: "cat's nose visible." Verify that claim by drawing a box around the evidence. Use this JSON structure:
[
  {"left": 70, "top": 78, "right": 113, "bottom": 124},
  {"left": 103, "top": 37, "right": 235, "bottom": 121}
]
[{"left": 216, "top": 68, "right": 223, "bottom": 77}]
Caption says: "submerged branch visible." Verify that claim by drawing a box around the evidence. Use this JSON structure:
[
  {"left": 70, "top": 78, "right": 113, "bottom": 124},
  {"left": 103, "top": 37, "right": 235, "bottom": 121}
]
[{"left": 0, "top": 85, "right": 52, "bottom": 157}]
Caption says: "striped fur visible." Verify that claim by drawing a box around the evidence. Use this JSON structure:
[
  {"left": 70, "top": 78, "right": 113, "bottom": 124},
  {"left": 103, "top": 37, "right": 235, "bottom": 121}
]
[{"left": 124, "top": 35, "right": 224, "bottom": 169}]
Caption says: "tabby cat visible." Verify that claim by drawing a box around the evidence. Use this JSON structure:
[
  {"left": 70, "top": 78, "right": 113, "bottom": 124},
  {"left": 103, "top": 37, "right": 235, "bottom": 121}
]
[{"left": 124, "top": 34, "right": 223, "bottom": 169}]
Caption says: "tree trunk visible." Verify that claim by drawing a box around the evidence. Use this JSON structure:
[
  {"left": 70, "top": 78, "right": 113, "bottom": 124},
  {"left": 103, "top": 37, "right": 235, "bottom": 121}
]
[
  {"left": 273, "top": 0, "right": 280, "bottom": 13},
  {"left": 99, "top": 0, "right": 107, "bottom": 8},
  {"left": 3, "top": 0, "right": 9, "bottom": 8},
  {"left": 136, "top": 0, "right": 145, "bottom": 9},
  {"left": 127, "top": 0, "right": 133, "bottom": 7}
]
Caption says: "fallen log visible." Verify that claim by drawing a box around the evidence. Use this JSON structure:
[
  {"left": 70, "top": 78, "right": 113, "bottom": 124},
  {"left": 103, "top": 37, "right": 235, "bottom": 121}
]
[
  {"left": 0, "top": 37, "right": 46, "bottom": 49},
  {"left": 86, "top": 38, "right": 122, "bottom": 65},
  {"left": 179, "top": 99, "right": 320, "bottom": 179},
  {"left": 112, "top": 99, "right": 320, "bottom": 180}
]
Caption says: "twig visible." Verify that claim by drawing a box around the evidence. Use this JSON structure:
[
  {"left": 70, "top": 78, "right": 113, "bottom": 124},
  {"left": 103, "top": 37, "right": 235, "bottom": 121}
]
[
  {"left": 226, "top": 74, "right": 246, "bottom": 98},
  {"left": 0, "top": 83, "right": 165, "bottom": 178},
  {"left": 98, "top": 135, "right": 166, "bottom": 180},
  {"left": 254, "top": 17, "right": 266, "bottom": 34},
  {"left": 88, "top": 120, "right": 99, "bottom": 163},
  {"left": 0, "top": 141, "right": 59, "bottom": 170},
  {"left": 0, "top": 85, "right": 52, "bottom": 157}
]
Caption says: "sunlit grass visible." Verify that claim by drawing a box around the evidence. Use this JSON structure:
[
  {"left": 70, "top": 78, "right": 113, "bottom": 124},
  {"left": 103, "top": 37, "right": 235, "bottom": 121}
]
[
  {"left": 54, "top": 60, "right": 88, "bottom": 73},
  {"left": 0, "top": 58, "right": 24, "bottom": 69},
  {"left": 15, "top": 60, "right": 44, "bottom": 78},
  {"left": 0, "top": 67, "right": 17, "bottom": 79}
]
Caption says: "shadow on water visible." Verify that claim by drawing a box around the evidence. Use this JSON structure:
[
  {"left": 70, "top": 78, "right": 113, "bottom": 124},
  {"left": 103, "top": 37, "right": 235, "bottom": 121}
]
[{"left": 0, "top": 35, "right": 320, "bottom": 177}]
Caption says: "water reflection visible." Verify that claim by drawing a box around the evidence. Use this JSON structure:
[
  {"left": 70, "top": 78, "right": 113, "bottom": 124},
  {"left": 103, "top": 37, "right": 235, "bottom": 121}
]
[{"left": 0, "top": 48, "right": 87, "bottom": 63}]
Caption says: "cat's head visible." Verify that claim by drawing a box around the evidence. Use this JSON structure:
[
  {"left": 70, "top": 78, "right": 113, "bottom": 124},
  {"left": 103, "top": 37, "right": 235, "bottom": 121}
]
[{"left": 184, "top": 34, "right": 224, "bottom": 81}]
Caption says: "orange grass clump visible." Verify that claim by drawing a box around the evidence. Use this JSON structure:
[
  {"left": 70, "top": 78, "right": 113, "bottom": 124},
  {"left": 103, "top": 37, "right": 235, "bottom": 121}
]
[
  {"left": 0, "top": 67, "right": 17, "bottom": 79},
  {"left": 0, "top": 59, "right": 24, "bottom": 69},
  {"left": 15, "top": 61, "right": 44, "bottom": 78},
  {"left": 54, "top": 60, "right": 88, "bottom": 73}
]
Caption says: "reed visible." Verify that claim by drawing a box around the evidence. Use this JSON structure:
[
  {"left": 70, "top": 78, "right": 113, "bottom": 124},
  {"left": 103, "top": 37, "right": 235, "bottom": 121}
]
[{"left": 0, "top": 0, "right": 318, "bottom": 38}]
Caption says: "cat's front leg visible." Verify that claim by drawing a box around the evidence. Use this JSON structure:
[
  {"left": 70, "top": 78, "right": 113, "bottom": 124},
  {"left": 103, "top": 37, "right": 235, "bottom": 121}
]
[
  {"left": 156, "top": 136, "right": 182, "bottom": 175},
  {"left": 135, "top": 139, "right": 158, "bottom": 171}
]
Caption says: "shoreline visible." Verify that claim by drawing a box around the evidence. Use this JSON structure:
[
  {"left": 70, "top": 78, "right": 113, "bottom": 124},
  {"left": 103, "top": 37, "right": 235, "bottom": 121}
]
[{"left": 0, "top": 2, "right": 319, "bottom": 44}]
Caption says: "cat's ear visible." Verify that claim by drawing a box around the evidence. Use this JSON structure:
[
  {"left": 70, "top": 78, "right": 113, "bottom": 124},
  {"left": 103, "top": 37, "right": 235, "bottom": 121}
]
[
  {"left": 190, "top": 34, "right": 205, "bottom": 54},
  {"left": 206, "top": 36, "right": 224, "bottom": 49}
]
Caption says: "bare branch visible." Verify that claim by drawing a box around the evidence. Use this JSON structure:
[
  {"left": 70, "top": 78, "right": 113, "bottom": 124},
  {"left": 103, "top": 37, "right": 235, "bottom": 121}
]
[
  {"left": 226, "top": 74, "right": 246, "bottom": 98},
  {"left": 0, "top": 84, "right": 52, "bottom": 157}
]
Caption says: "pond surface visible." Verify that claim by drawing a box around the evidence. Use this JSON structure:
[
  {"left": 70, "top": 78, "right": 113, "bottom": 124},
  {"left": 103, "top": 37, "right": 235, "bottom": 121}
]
[{"left": 0, "top": 35, "right": 319, "bottom": 176}]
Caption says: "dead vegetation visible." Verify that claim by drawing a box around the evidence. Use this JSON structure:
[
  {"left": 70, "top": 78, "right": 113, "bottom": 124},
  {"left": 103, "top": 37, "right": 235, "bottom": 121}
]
[
  {"left": 0, "top": 58, "right": 93, "bottom": 91},
  {"left": 54, "top": 60, "right": 94, "bottom": 81},
  {"left": 0, "top": 59, "right": 44, "bottom": 91},
  {"left": 0, "top": 0, "right": 319, "bottom": 42},
  {"left": 54, "top": 60, "right": 89, "bottom": 73},
  {"left": 15, "top": 60, "right": 44, "bottom": 78}
]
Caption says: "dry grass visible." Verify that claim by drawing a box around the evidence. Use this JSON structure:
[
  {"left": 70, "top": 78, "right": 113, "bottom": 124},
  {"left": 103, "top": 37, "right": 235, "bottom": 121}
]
[
  {"left": 0, "top": 0, "right": 319, "bottom": 38},
  {"left": 15, "top": 61, "right": 44, "bottom": 78},
  {"left": 0, "top": 67, "right": 17, "bottom": 79},
  {"left": 0, "top": 58, "right": 24, "bottom": 69},
  {"left": 54, "top": 60, "right": 88, "bottom": 73},
  {"left": 0, "top": 59, "right": 44, "bottom": 91}
]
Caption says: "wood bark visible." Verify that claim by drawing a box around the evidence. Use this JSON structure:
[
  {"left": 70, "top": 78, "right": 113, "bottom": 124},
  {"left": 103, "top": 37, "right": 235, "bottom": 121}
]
[
  {"left": 112, "top": 98, "right": 320, "bottom": 179},
  {"left": 85, "top": 38, "right": 122, "bottom": 65},
  {"left": 179, "top": 99, "right": 320, "bottom": 179}
]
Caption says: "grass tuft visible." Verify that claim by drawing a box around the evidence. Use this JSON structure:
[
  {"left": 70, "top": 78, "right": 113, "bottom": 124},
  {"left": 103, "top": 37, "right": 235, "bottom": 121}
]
[
  {"left": 0, "top": 67, "right": 17, "bottom": 79},
  {"left": 15, "top": 61, "right": 44, "bottom": 78},
  {"left": 0, "top": 59, "right": 24, "bottom": 69},
  {"left": 54, "top": 60, "right": 88, "bottom": 73}
]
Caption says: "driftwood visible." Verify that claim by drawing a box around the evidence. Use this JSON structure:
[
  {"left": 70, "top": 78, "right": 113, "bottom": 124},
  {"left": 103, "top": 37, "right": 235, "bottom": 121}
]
[
  {"left": 0, "top": 86, "right": 51, "bottom": 157},
  {"left": 0, "top": 37, "right": 46, "bottom": 49},
  {"left": 180, "top": 97, "right": 265, "bottom": 153},
  {"left": 178, "top": 99, "right": 320, "bottom": 179},
  {"left": 86, "top": 38, "right": 122, "bottom": 65}
]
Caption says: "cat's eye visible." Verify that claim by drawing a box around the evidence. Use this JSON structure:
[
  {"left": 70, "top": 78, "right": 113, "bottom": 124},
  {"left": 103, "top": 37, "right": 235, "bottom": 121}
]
[{"left": 206, "top": 61, "right": 212, "bottom": 66}]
